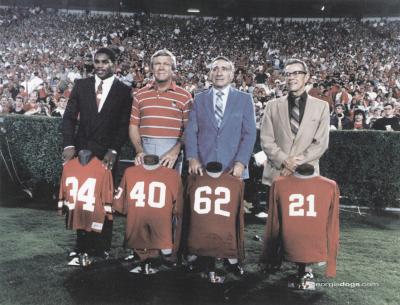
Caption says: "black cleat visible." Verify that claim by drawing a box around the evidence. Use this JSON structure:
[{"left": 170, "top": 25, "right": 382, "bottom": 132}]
[{"left": 226, "top": 263, "right": 245, "bottom": 276}]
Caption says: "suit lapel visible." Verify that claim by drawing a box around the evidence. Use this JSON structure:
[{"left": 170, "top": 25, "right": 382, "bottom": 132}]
[
  {"left": 219, "top": 87, "right": 236, "bottom": 130},
  {"left": 88, "top": 78, "right": 97, "bottom": 115},
  {"left": 91, "top": 79, "right": 118, "bottom": 132},
  {"left": 294, "top": 96, "right": 312, "bottom": 142},
  {"left": 278, "top": 96, "right": 294, "bottom": 140},
  {"left": 204, "top": 88, "right": 219, "bottom": 130},
  {"left": 98, "top": 78, "right": 117, "bottom": 115}
]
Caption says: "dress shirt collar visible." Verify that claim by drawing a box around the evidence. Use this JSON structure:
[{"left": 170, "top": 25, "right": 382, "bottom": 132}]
[
  {"left": 288, "top": 90, "right": 308, "bottom": 105},
  {"left": 213, "top": 85, "right": 230, "bottom": 97},
  {"left": 95, "top": 74, "right": 115, "bottom": 89}
]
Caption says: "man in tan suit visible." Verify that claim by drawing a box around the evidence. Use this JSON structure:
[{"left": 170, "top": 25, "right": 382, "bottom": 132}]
[{"left": 260, "top": 58, "right": 330, "bottom": 187}]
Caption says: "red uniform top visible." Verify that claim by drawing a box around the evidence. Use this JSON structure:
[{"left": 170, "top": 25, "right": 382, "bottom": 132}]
[
  {"left": 113, "top": 165, "right": 183, "bottom": 258},
  {"left": 262, "top": 174, "right": 340, "bottom": 277},
  {"left": 58, "top": 157, "right": 114, "bottom": 233},
  {"left": 185, "top": 172, "right": 245, "bottom": 260}
]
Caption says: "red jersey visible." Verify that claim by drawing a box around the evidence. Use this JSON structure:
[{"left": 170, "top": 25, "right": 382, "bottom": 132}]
[
  {"left": 58, "top": 157, "right": 114, "bottom": 233},
  {"left": 113, "top": 165, "right": 183, "bottom": 257},
  {"left": 262, "top": 174, "right": 340, "bottom": 277},
  {"left": 185, "top": 172, "right": 245, "bottom": 260}
]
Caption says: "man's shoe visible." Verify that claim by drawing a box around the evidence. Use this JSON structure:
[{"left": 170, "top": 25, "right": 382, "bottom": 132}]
[
  {"left": 129, "top": 263, "right": 158, "bottom": 275},
  {"left": 102, "top": 251, "right": 110, "bottom": 260},
  {"left": 288, "top": 272, "right": 316, "bottom": 290},
  {"left": 226, "top": 263, "right": 245, "bottom": 276},
  {"left": 124, "top": 249, "right": 135, "bottom": 261},
  {"left": 67, "top": 256, "right": 81, "bottom": 266},
  {"left": 208, "top": 271, "right": 225, "bottom": 284},
  {"left": 79, "top": 253, "right": 93, "bottom": 268},
  {"left": 255, "top": 212, "right": 268, "bottom": 219},
  {"left": 68, "top": 251, "right": 77, "bottom": 258}
]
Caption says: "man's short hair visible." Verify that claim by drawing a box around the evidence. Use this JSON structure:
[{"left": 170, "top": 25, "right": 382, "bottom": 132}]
[
  {"left": 383, "top": 102, "right": 394, "bottom": 109},
  {"left": 95, "top": 48, "right": 116, "bottom": 63},
  {"left": 150, "top": 49, "right": 177, "bottom": 70},
  {"left": 335, "top": 103, "right": 345, "bottom": 110},
  {"left": 211, "top": 56, "right": 235, "bottom": 71},
  {"left": 284, "top": 58, "right": 309, "bottom": 74}
]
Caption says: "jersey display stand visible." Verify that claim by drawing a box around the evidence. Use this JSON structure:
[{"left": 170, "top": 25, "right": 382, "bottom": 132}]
[
  {"left": 58, "top": 150, "right": 114, "bottom": 268},
  {"left": 113, "top": 154, "right": 183, "bottom": 275},
  {"left": 262, "top": 163, "right": 340, "bottom": 290},
  {"left": 184, "top": 162, "right": 245, "bottom": 283}
]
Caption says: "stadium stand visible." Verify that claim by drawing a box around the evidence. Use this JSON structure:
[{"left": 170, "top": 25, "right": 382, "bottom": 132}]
[{"left": 0, "top": 7, "right": 399, "bottom": 126}]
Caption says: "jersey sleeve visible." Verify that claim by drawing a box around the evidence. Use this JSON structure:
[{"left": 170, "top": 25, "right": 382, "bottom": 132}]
[
  {"left": 260, "top": 180, "right": 282, "bottom": 267},
  {"left": 236, "top": 180, "right": 245, "bottom": 262},
  {"left": 179, "top": 174, "right": 196, "bottom": 256},
  {"left": 101, "top": 169, "right": 115, "bottom": 218},
  {"left": 172, "top": 175, "right": 184, "bottom": 260},
  {"left": 58, "top": 167, "right": 66, "bottom": 210},
  {"left": 326, "top": 183, "right": 340, "bottom": 277},
  {"left": 112, "top": 173, "right": 128, "bottom": 215}
]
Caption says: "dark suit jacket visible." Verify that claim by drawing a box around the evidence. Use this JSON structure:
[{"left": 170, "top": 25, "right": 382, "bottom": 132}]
[{"left": 62, "top": 77, "right": 132, "bottom": 159}]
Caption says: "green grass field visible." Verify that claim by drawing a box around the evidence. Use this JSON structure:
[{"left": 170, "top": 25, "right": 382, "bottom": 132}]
[{"left": 0, "top": 200, "right": 399, "bottom": 305}]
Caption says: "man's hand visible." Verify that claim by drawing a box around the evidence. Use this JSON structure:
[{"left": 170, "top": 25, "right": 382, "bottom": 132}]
[
  {"left": 62, "top": 146, "right": 76, "bottom": 163},
  {"left": 188, "top": 158, "right": 203, "bottom": 176},
  {"left": 134, "top": 152, "right": 145, "bottom": 165},
  {"left": 280, "top": 167, "right": 293, "bottom": 176},
  {"left": 230, "top": 162, "right": 245, "bottom": 178},
  {"left": 102, "top": 149, "right": 117, "bottom": 170},
  {"left": 160, "top": 146, "right": 180, "bottom": 168},
  {"left": 283, "top": 156, "right": 303, "bottom": 173}
]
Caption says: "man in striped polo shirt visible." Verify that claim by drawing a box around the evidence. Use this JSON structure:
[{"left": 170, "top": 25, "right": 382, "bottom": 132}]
[{"left": 129, "top": 49, "right": 192, "bottom": 171}]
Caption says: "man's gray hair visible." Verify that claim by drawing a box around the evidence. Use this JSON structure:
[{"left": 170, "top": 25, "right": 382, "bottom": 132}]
[
  {"left": 150, "top": 49, "right": 177, "bottom": 70},
  {"left": 211, "top": 56, "right": 235, "bottom": 71},
  {"left": 284, "top": 58, "right": 309, "bottom": 74}
]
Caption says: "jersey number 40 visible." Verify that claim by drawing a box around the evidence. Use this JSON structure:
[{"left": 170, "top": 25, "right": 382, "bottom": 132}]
[{"left": 115, "top": 181, "right": 167, "bottom": 208}]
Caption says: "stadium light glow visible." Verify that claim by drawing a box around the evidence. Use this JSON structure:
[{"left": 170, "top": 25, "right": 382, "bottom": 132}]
[
  {"left": 187, "top": 8, "right": 200, "bottom": 13},
  {"left": 321, "top": 5, "right": 325, "bottom": 11}
]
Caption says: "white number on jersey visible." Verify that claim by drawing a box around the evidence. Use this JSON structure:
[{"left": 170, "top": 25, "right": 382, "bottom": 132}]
[
  {"left": 65, "top": 177, "right": 97, "bottom": 211},
  {"left": 114, "top": 187, "right": 123, "bottom": 200},
  {"left": 288, "top": 194, "right": 317, "bottom": 217},
  {"left": 129, "top": 181, "right": 166, "bottom": 208},
  {"left": 193, "top": 186, "right": 231, "bottom": 217}
]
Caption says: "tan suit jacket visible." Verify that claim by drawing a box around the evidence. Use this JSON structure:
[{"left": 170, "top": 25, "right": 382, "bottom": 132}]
[{"left": 260, "top": 95, "right": 330, "bottom": 185}]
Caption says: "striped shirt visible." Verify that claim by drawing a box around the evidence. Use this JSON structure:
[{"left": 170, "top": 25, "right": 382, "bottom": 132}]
[{"left": 130, "top": 81, "right": 192, "bottom": 138}]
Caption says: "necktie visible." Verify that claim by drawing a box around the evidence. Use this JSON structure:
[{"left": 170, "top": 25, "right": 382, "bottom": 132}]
[
  {"left": 215, "top": 90, "right": 224, "bottom": 127},
  {"left": 96, "top": 81, "right": 103, "bottom": 109},
  {"left": 290, "top": 96, "right": 301, "bottom": 135}
]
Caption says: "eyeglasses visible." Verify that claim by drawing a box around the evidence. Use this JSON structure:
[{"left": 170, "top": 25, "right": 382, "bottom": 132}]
[{"left": 283, "top": 71, "right": 307, "bottom": 78}]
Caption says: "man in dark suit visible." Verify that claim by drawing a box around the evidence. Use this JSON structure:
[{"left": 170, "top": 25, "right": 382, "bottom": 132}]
[
  {"left": 62, "top": 47, "right": 132, "bottom": 167},
  {"left": 185, "top": 55, "right": 257, "bottom": 179},
  {"left": 61, "top": 47, "right": 132, "bottom": 263}
]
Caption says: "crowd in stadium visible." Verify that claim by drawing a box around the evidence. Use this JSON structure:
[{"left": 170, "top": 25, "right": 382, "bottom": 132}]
[{"left": 0, "top": 7, "right": 400, "bottom": 130}]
